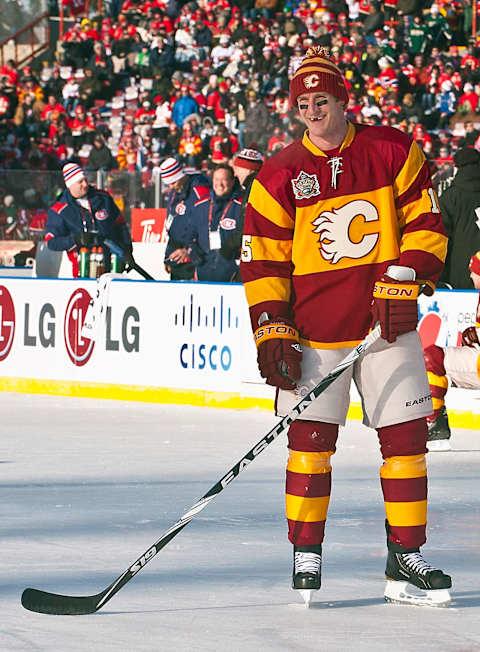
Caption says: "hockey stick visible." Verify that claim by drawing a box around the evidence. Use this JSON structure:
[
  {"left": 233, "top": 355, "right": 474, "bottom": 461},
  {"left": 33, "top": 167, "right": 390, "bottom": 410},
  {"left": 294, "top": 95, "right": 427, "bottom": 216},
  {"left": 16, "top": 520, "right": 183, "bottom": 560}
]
[
  {"left": 21, "top": 324, "right": 381, "bottom": 615},
  {"left": 104, "top": 239, "right": 155, "bottom": 281}
]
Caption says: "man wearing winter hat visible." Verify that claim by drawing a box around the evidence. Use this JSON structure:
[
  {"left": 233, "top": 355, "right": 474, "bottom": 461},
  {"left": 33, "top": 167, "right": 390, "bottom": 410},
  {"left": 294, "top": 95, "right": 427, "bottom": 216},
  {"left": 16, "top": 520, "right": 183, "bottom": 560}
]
[
  {"left": 159, "top": 157, "right": 210, "bottom": 280},
  {"left": 230, "top": 147, "right": 265, "bottom": 282},
  {"left": 240, "top": 46, "right": 451, "bottom": 608},
  {"left": 232, "top": 147, "right": 264, "bottom": 187},
  {"left": 438, "top": 146, "right": 480, "bottom": 290},
  {"left": 424, "top": 249, "right": 480, "bottom": 452},
  {"left": 45, "top": 162, "right": 131, "bottom": 277}
]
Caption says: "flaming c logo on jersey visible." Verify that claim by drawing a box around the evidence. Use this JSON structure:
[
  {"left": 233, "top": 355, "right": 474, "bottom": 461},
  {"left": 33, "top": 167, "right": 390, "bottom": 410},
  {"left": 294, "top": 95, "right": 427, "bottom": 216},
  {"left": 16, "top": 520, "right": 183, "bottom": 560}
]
[
  {"left": 64, "top": 288, "right": 95, "bottom": 366},
  {"left": 312, "top": 199, "right": 380, "bottom": 264},
  {"left": 0, "top": 285, "right": 15, "bottom": 361}
]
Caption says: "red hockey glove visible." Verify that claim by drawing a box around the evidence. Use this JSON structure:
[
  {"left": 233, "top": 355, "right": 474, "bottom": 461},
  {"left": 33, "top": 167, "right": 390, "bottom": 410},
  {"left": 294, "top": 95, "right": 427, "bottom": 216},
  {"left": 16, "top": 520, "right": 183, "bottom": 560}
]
[
  {"left": 371, "top": 267, "right": 420, "bottom": 344},
  {"left": 461, "top": 326, "right": 480, "bottom": 348},
  {"left": 254, "top": 317, "right": 302, "bottom": 390}
]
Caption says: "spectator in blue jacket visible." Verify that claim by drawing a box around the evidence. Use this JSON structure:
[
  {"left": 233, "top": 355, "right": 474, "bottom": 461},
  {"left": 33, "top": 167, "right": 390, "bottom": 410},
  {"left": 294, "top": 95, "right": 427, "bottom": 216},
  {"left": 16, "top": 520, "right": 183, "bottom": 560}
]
[
  {"left": 45, "top": 162, "right": 131, "bottom": 277},
  {"left": 172, "top": 84, "right": 199, "bottom": 128},
  {"left": 189, "top": 164, "right": 243, "bottom": 283},
  {"left": 435, "top": 80, "right": 457, "bottom": 129},
  {"left": 160, "top": 157, "right": 210, "bottom": 280}
]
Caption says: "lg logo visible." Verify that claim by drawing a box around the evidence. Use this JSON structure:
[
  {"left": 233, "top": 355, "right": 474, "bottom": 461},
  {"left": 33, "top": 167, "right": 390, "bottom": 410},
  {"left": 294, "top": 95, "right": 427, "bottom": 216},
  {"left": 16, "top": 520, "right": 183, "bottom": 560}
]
[
  {"left": 0, "top": 286, "right": 141, "bottom": 367},
  {"left": 64, "top": 288, "right": 95, "bottom": 366},
  {"left": 0, "top": 285, "right": 15, "bottom": 361},
  {"left": 64, "top": 289, "right": 140, "bottom": 366}
]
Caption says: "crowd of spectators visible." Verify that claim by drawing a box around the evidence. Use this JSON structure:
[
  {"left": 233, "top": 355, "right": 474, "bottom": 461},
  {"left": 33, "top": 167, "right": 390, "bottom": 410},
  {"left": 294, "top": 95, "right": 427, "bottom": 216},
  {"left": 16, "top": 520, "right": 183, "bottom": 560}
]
[{"left": 1, "top": 0, "right": 480, "bottom": 239}]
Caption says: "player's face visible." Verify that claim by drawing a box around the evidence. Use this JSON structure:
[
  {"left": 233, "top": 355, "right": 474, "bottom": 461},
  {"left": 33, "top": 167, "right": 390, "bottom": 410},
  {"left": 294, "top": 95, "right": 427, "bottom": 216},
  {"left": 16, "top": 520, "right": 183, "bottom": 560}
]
[
  {"left": 69, "top": 177, "right": 88, "bottom": 198},
  {"left": 297, "top": 92, "right": 347, "bottom": 148}
]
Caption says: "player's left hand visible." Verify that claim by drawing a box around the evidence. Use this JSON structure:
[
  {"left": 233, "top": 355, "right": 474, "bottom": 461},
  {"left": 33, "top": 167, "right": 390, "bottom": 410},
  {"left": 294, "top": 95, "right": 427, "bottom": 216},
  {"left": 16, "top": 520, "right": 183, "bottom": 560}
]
[
  {"left": 461, "top": 326, "right": 480, "bottom": 348},
  {"left": 371, "top": 270, "right": 419, "bottom": 343}
]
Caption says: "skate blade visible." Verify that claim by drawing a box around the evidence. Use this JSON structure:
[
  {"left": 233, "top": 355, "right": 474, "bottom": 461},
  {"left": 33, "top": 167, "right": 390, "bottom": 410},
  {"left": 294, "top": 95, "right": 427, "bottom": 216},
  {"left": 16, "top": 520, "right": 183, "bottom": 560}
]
[
  {"left": 384, "top": 580, "right": 451, "bottom": 607},
  {"left": 297, "top": 589, "right": 317, "bottom": 608},
  {"left": 427, "top": 439, "right": 451, "bottom": 452}
]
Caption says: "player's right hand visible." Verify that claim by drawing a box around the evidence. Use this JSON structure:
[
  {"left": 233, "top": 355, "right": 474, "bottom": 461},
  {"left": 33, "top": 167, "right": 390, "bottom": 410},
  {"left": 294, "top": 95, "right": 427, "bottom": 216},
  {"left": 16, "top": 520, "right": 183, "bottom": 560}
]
[{"left": 254, "top": 317, "right": 302, "bottom": 390}]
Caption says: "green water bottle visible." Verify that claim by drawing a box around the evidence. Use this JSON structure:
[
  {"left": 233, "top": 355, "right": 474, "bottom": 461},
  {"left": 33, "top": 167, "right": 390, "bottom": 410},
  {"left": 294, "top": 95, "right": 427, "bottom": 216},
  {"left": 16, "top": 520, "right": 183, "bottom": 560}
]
[
  {"left": 79, "top": 247, "right": 89, "bottom": 278},
  {"left": 110, "top": 252, "right": 121, "bottom": 272}
]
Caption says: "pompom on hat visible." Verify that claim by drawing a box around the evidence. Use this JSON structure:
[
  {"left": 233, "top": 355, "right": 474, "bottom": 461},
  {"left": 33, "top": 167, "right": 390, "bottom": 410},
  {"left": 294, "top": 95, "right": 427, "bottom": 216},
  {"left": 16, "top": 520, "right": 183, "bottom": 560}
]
[
  {"left": 289, "top": 46, "right": 348, "bottom": 108},
  {"left": 233, "top": 148, "right": 264, "bottom": 171},
  {"left": 63, "top": 162, "right": 86, "bottom": 188},
  {"left": 469, "top": 250, "right": 480, "bottom": 275},
  {"left": 159, "top": 157, "right": 185, "bottom": 184}
]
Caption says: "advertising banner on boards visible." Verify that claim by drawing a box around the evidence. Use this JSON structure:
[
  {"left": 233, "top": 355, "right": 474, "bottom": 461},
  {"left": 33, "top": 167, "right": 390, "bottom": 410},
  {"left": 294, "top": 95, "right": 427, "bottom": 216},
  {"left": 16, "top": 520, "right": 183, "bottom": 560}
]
[{"left": 0, "top": 278, "right": 260, "bottom": 392}]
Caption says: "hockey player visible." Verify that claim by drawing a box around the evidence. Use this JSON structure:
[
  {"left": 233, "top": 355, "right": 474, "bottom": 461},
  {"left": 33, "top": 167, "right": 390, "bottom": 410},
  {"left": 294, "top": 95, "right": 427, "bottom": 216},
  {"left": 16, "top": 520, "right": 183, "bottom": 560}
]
[
  {"left": 425, "top": 250, "right": 480, "bottom": 452},
  {"left": 240, "top": 46, "right": 452, "bottom": 608}
]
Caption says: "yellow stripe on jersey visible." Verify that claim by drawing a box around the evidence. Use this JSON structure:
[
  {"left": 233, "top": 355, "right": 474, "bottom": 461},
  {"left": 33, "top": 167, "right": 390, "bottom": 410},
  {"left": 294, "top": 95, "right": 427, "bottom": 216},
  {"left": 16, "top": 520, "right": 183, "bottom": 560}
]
[
  {"left": 301, "top": 122, "right": 355, "bottom": 157},
  {"left": 400, "top": 229, "right": 447, "bottom": 263},
  {"left": 397, "top": 188, "right": 439, "bottom": 229},
  {"left": 380, "top": 454, "right": 427, "bottom": 479},
  {"left": 393, "top": 140, "right": 426, "bottom": 199},
  {"left": 243, "top": 275, "right": 292, "bottom": 307},
  {"left": 300, "top": 336, "right": 363, "bottom": 349},
  {"left": 249, "top": 235, "right": 292, "bottom": 262},
  {"left": 248, "top": 179, "right": 295, "bottom": 230},
  {"left": 287, "top": 450, "right": 333, "bottom": 474},
  {"left": 292, "top": 186, "right": 399, "bottom": 275},
  {"left": 384, "top": 500, "right": 427, "bottom": 526},
  {"left": 285, "top": 494, "right": 330, "bottom": 522}
]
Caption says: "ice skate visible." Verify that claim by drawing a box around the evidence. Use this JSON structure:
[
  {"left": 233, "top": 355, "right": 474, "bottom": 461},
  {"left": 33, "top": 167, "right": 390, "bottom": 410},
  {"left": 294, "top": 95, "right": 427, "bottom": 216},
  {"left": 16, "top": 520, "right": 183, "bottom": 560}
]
[
  {"left": 427, "top": 406, "right": 451, "bottom": 452},
  {"left": 292, "top": 545, "right": 321, "bottom": 607},
  {"left": 384, "top": 550, "right": 452, "bottom": 607}
]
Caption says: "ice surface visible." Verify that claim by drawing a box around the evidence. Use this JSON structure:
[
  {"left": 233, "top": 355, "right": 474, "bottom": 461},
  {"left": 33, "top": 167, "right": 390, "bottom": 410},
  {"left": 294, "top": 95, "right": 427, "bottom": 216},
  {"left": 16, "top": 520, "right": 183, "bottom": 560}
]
[{"left": 1, "top": 393, "right": 479, "bottom": 651}]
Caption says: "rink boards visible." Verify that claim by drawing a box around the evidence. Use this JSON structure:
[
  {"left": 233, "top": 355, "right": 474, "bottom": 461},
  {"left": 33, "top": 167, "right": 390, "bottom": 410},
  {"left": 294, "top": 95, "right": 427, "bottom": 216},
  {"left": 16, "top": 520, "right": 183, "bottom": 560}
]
[{"left": 0, "top": 277, "right": 479, "bottom": 429}]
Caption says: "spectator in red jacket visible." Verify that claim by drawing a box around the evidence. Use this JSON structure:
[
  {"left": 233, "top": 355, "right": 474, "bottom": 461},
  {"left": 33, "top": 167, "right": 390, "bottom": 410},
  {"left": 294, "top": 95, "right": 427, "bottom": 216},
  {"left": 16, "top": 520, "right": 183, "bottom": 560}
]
[
  {"left": 178, "top": 122, "right": 203, "bottom": 167},
  {"left": 209, "top": 123, "right": 238, "bottom": 164}
]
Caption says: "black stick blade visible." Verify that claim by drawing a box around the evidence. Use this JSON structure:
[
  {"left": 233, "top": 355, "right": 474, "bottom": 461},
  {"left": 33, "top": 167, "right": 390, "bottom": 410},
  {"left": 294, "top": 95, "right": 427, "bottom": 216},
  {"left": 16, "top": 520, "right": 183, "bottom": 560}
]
[{"left": 21, "top": 588, "right": 107, "bottom": 615}]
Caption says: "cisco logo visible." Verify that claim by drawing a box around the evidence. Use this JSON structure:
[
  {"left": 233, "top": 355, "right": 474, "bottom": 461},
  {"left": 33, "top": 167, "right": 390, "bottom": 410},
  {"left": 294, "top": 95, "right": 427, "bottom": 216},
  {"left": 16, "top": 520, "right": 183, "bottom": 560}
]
[
  {"left": 174, "top": 293, "right": 239, "bottom": 372},
  {"left": 180, "top": 343, "right": 232, "bottom": 370}
]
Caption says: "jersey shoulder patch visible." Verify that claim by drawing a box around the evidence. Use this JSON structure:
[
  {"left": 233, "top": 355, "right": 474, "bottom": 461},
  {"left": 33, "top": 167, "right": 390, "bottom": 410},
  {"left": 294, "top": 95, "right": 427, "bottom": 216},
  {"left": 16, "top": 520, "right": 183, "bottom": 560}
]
[
  {"left": 192, "top": 184, "right": 211, "bottom": 201},
  {"left": 51, "top": 201, "right": 68, "bottom": 214},
  {"left": 194, "top": 196, "right": 210, "bottom": 207}
]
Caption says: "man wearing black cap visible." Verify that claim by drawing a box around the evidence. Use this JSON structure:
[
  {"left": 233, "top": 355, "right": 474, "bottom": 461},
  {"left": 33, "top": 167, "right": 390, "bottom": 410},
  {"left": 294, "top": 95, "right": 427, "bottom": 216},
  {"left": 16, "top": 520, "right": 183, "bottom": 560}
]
[
  {"left": 86, "top": 134, "right": 116, "bottom": 171},
  {"left": 439, "top": 146, "right": 480, "bottom": 289}
]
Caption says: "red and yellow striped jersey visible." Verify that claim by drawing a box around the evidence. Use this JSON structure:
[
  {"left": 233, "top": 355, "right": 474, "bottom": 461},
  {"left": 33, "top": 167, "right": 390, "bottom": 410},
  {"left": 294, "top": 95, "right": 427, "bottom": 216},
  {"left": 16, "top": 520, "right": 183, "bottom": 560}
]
[{"left": 241, "top": 122, "right": 448, "bottom": 348}]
